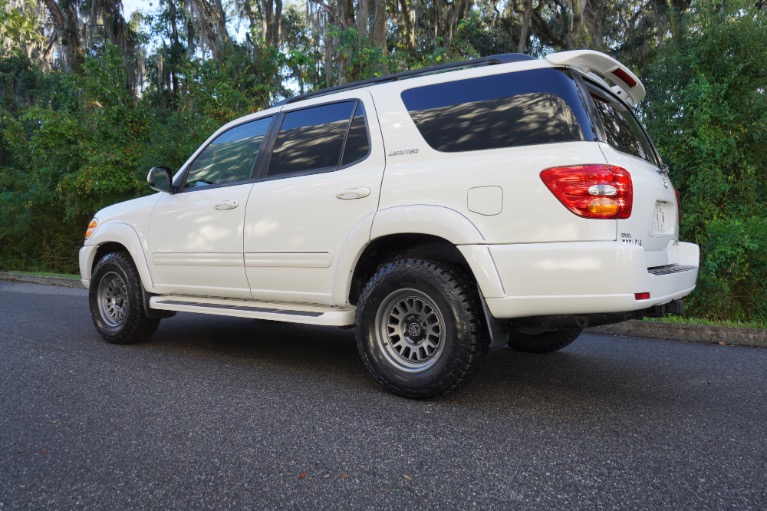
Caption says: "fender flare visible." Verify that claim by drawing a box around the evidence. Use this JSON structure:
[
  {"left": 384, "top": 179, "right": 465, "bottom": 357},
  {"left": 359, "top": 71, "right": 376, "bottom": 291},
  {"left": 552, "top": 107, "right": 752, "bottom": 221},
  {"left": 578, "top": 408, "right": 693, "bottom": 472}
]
[
  {"left": 332, "top": 205, "right": 500, "bottom": 304},
  {"left": 331, "top": 212, "right": 376, "bottom": 305},
  {"left": 84, "top": 222, "right": 156, "bottom": 292},
  {"left": 370, "top": 205, "right": 486, "bottom": 244}
]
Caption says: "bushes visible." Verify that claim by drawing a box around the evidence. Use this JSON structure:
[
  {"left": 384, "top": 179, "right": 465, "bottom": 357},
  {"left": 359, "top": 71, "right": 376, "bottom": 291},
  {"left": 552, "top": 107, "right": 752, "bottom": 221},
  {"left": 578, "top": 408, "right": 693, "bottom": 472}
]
[
  {"left": 690, "top": 217, "right": 767, "bottom": 323},
  {"left": 0, "top": 46, "right": 149, "bottom": 272},
  {"left": 642, "top": 1, "right": 767, "bottom": 324},
  {"left": 0, "top": 43, "right": 280, "bottom": 274}
]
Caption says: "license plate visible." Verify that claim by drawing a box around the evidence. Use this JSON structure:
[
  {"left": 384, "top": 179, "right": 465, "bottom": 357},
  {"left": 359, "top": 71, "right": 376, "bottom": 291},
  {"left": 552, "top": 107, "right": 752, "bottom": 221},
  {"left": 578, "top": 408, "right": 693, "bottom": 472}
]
[{"left": 653, "top": 201, "right": 673, "bottom": 235}]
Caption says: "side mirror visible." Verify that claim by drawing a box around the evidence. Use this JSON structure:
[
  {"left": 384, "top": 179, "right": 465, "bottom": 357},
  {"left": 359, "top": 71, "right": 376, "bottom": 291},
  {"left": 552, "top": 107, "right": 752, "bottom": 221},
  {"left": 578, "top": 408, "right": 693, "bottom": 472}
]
[{"left": 147, "top": 166, "right": 173, "bottom": 193}]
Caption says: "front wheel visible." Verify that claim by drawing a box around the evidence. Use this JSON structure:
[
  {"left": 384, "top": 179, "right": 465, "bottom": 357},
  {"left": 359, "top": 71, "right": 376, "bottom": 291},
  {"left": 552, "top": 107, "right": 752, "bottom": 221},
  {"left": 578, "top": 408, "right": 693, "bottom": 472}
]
[
  {"left": 89, "top": 252, "right": 160, "bottom": 344},
  {"left": 356, "top": 259, "right": 488, "bottom": 398},
  {"left": 507, "top": 327, "right": 582, "bottom": 354}
]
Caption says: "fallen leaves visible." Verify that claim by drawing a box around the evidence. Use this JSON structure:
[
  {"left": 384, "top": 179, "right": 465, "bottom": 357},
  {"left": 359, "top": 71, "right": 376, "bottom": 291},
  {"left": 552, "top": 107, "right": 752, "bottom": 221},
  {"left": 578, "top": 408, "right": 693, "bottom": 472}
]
[{"left": 298, "top": 471, "right": 349, "bottom": 480}]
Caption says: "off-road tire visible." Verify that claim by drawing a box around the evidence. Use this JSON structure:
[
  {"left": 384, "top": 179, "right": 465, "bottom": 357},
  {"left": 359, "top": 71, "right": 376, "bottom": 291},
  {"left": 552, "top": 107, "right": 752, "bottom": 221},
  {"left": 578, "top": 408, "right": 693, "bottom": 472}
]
[
  {"left": 89, "top": 252, "right": 160, "bottom": 344},
  {"left": 507, "top": 327, "right": 582, "bottom": 354},
  {"left": 356, "top": 259, "right": 489, "bottom": 398}
]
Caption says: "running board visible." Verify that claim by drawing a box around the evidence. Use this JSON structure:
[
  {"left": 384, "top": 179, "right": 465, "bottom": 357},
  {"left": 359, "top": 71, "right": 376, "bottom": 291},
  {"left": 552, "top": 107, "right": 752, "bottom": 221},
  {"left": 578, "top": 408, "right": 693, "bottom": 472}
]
[{"left": 149, "top": 295, "right": 356, "bottom": 326}]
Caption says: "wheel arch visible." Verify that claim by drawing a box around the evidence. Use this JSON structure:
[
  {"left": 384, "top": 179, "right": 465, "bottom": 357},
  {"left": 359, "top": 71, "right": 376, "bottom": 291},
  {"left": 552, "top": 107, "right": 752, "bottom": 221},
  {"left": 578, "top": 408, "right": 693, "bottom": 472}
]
[
  {"left": 333, "top": 205, "right": 488, "bottom": 306},
  {"left": 85, "top": 222, "right": 154, "bottom": 293},
  {"left": 345, "top": 234, "right": 471, "bottom": 306},
  {"left": 335, "top": 205, "right": 505, "bottom": 307},
  {"left": 370, "top": 205, "right": 486, "bottom": 245}
]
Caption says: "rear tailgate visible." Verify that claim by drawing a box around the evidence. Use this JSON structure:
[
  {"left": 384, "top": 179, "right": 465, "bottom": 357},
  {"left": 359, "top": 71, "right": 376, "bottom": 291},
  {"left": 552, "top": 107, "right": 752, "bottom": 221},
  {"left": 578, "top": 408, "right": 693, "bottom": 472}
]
[{"left": 598, "top": 144, "right": 682, "bottom": 268}]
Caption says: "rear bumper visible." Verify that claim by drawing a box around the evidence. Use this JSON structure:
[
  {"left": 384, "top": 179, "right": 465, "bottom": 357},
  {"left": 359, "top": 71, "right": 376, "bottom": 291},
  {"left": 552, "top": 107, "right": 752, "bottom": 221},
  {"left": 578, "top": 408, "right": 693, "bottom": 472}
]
[{"left": 475, "top": 241, "right": 698, "bottom": 319}]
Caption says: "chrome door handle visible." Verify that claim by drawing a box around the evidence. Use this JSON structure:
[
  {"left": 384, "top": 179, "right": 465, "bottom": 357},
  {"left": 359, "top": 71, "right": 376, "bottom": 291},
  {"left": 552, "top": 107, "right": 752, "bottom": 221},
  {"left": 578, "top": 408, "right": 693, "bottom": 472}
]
[
  {"left": 214, "top": 199, "right": 239, "bottom": 210},
  {"left": 336, "top": 187, "right": 371, "bottom": 200}
]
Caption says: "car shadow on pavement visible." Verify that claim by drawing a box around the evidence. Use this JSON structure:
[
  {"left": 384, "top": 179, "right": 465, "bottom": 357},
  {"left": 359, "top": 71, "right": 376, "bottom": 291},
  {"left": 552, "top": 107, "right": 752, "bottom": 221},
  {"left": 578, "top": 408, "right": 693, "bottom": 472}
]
[
  {"left": 139, "top": 314, "right": 700, "bottom": 415},
  {"left": 463, "top": 334, "right": 706, "bottom": 418}
]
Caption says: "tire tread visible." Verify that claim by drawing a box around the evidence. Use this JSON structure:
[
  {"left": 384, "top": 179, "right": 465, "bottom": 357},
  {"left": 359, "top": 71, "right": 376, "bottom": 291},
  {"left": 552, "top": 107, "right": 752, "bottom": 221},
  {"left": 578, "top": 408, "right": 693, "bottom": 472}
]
[
  {"left": 89, "top": 252, "right": 159, "bottom": 344},
  {"left": 356, "top": 259, "right": 489, "bottom": 398}
]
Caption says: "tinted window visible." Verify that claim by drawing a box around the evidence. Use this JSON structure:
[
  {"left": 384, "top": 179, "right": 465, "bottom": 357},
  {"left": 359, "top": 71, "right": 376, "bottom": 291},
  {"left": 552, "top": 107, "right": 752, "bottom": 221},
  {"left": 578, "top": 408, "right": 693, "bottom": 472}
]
[
  {"left": 401, "top": 69, "right": 592, "bottom": 153},
  {"left": 268, "top": 101, "right": 356, "bottom": 177},
  {"left": 185, "top": 116, "right": 272, "bottom": 189},
  {"left": 341, "top": 103, "right": 370, "bottom": 166},
  {"left": 591, "top": 92, "right": 657, "bottom": 164}
]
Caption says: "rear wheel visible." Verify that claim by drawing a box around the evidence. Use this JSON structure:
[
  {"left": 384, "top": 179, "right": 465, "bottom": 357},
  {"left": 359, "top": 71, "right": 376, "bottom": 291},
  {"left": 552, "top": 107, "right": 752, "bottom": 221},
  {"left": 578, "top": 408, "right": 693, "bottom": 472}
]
[
  {"left": 89, "top": 252, "right": 159, "bottom": 344},
  {"left": 507, "top": 327, "right": 582, "bottom": 354},
  {"left": 356, "top": 259, "right": 488, "bottom": 398}
]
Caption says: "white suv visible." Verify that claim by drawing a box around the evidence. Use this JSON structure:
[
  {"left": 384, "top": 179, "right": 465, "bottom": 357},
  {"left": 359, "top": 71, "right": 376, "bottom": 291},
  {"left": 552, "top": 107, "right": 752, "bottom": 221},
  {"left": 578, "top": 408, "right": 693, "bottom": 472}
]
[{"left": 80, "top": 50, "right": 699, "bottom": 398}]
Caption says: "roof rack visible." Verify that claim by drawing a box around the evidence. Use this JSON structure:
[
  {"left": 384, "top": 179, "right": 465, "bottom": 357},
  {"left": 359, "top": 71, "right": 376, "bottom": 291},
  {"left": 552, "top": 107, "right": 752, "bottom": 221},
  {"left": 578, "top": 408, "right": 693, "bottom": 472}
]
[{"left": 274, "top": 53, "right": 535, "bottom": 106}]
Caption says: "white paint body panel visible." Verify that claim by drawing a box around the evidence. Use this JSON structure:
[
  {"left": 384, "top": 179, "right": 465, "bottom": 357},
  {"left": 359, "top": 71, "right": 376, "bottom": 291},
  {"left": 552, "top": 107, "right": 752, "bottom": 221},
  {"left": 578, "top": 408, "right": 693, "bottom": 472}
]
[
  {"left": 485, "top": 241, "right": 698, "bottom": 318},
  {"left": 243, "top": 91, "right": 385, "bottom": 306},
  {"left": 148, "top": 182, "right": 254, "bottom": 299}
]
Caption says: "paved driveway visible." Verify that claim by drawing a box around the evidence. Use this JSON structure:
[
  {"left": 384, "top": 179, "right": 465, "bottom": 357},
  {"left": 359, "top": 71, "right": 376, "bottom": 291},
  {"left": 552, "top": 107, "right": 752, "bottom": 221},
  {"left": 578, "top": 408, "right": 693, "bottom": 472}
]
[{"left": 1, "top": 282, "right": 765, "bottom": 509}]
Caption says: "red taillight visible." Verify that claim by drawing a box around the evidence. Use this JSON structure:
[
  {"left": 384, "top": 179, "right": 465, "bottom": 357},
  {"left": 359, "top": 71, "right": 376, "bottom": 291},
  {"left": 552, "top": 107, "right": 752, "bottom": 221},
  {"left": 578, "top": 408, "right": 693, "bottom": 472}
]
[
  {"left": 675, "top": 190, "right": 681, "bottom": 224},
  {"left": 540, "top": 165, "right": 633, "bottom": 219},
  {"left": 611, "top": 68, "right": 638, "bottom": 88},
  {"left": 635, "top": 292, "right": 651, "bottom": 300}
]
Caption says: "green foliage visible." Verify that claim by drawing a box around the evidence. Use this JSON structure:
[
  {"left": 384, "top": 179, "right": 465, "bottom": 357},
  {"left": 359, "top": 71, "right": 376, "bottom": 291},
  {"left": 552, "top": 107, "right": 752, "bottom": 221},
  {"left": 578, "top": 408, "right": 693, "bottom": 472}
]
[
  {"left": 644, "top": 1, "right": 767, "bottom": 241},
  {"left": 1, "top": 0, "right": 765, "bottom": 325},
  {"left": 0, "top": 0, "right": 44, "bottom": 50},
  {"left": 690, "top": 217, "right": 767, "bottom": 322},
  {"left": 0, "top": 46, "right": 148, "bottom": 272},
  {"left": 454, "top": 10, "right": 515, "bottom": 57},
  {"left": 141, "top": 43, "right": 282, "bottom": 171},
  {"left": 643, "top": 1, "right": 767, "bottom": 322}
]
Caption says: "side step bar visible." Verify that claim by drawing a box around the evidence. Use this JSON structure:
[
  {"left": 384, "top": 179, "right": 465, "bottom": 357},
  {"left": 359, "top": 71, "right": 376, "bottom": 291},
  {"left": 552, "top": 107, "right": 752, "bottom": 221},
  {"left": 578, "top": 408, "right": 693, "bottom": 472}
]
[{"left": 149, "top": 295, "right": 356, "bottom": 326}]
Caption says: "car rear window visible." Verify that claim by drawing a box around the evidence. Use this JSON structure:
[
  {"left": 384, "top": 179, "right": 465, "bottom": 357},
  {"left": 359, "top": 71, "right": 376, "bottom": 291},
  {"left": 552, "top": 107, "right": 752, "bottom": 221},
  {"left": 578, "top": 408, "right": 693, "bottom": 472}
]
[
  {"left": 401, "top": 68, "right": 593, "bottom": 153},
  {"left": 590, "top": 90, "right": 657, "bottom": 165}
]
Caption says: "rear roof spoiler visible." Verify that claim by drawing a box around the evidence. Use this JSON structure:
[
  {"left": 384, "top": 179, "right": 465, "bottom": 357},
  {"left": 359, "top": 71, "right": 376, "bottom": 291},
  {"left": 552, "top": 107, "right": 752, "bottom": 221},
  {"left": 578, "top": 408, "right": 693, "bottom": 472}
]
[{"left": 546, "top": 50, "right": 646, "bottom": 107}]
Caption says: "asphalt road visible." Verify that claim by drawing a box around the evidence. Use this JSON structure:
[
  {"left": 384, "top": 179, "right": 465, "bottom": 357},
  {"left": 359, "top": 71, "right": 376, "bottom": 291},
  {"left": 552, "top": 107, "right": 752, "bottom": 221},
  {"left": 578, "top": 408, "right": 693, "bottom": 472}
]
[{"left": 1, "top": 282, "right": 765, "bottom": 510}]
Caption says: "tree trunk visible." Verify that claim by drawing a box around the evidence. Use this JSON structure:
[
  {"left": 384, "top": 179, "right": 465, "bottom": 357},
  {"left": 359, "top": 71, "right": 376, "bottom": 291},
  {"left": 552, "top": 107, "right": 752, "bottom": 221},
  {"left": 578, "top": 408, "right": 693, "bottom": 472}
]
[
  {"left": 357, "top": 0, "right": 369, "bottom": 36},
  {"left": 370, "top": 0, "right": 387, "bottom": 52},
  {"left": 518, "top": 0, "right": 533, "bottom": 53},
  {"left": 189, "top": 0, "right": 231, "bottom": 59},
  {"left": 41, "top": 0, "right": 84, "bottom": 72},
  {"left": 569, "top": 0, "right": 588, "bottom": 49},
  {"left": 398, "top": 0, "right": 416, "bottom": 56}
]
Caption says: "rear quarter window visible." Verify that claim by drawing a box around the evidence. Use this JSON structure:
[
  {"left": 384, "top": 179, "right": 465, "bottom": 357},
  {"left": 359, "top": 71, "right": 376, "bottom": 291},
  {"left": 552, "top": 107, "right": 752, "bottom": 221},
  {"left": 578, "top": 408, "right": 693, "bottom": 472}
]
[{"left": 401, "top": 68, "right": 594, "bottom": 153}]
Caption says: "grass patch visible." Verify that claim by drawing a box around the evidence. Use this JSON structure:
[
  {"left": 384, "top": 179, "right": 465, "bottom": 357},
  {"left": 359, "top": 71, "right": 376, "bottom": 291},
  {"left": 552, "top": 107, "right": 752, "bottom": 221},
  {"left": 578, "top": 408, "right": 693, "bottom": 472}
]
[
  {"left": 4, "top": 270, "right": 80, "bottom": 280},
  {"left": 645, "top": 315, "right": 767, "bottom": 330}
]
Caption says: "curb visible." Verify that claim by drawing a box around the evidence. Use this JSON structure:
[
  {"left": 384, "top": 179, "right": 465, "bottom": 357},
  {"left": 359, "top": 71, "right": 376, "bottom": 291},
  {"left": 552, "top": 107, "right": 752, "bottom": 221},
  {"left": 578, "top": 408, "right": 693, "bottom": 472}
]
[
  {"left": 0, "top": 272, "right": 83, "bottom": 289},
  {"left": 587, "top": 321, "right": 766, "bottom": 349},
  {"left": 1, "top": 272, "right": 764, "bottom": 349}
]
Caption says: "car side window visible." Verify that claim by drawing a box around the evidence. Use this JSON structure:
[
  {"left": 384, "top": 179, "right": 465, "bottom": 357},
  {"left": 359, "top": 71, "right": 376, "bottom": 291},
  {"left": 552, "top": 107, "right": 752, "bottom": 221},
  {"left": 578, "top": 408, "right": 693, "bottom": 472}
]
[
  {"left": 341, "top": 103, "right": 370, "bottom": 167},
  {"left": 267, "top": 101, "right": 364, "bottom": 178},
  {"left": 184, "top": 116, "right": 272, "bottom": 189}
]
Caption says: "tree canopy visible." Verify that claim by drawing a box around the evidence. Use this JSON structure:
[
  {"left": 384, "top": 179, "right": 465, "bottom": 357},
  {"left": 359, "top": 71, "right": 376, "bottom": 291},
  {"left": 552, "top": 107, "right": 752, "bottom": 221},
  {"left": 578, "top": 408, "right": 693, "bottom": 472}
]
[{"left": 1, "top": 0, "right": 765, "bottom": 322}]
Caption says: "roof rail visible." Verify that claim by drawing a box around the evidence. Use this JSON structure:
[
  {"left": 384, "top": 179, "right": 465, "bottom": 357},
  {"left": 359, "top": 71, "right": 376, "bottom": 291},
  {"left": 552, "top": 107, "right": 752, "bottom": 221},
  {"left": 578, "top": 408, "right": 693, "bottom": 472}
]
[{"left": 274, "top": 53, "right": 535, "bottom": 106}]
